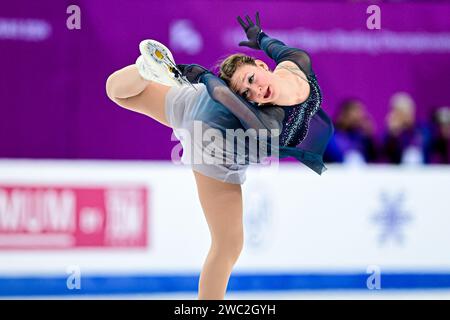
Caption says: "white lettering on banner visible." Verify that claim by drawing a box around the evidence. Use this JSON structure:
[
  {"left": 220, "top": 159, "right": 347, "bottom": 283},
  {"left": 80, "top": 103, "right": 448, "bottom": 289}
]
[
  {"left": 169, "top": 20, "right": 203, "bottom": 55},
  {"left": 0, "top": 18, "right": 52, "bottom": 41},
  {"left": 105, "top": 189, "right": 144, "bottom": 245},
  {"left": 79, "top": 207, "right": 103, "bottom": 234},
  {"left": 225, "top": 29, "right": 450, "bottom": 53},
  {"left": 0, "top": 189, "right": 75, "bottom": 233},
  {"left": 0, "top": 185, "right": 148, "bottom": 249}
]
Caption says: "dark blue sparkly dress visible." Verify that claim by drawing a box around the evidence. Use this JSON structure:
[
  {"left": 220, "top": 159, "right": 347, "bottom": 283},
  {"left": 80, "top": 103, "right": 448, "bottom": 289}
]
[
  {"left": 185, "top": 33, "right": 334, "bottom": 175},
  {"left": 256, "top": 31, "right": 334, "bottom": 174}
]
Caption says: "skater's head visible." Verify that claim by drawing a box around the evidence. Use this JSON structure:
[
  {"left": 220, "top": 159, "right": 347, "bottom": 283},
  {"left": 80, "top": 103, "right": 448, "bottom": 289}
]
[{"left": 219, "top": 53, "right": 278, "bottom": 105}]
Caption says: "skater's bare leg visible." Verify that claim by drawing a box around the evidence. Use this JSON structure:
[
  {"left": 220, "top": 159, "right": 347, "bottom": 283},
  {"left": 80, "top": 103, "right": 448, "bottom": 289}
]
[
  {"left": 106, "top": 64, "right": 172, "bottom": 127},
  {"left": 193, "top": 170, "right": 244, "bottom": 300}
]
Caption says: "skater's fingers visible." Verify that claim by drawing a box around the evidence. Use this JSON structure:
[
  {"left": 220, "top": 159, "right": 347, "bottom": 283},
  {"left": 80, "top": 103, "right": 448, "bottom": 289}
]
[
  {"left": 237, "top": 16, "right": 247, "bottom": 29},
  {"left": 255, "top": 12, "right": 260, "bottom": 27},
  {"left": 245, "top": 15, "right": 253, "bottom": 26}
]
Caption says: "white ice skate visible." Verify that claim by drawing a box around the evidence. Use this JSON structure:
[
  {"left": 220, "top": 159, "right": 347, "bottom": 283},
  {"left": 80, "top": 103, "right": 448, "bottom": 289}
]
[{"left": 137, "top": 39, "right": 194, "bottom": 88}]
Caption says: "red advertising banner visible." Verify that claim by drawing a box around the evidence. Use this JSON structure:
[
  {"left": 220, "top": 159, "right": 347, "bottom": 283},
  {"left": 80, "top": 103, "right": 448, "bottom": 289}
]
[{"left": 0, "top": 185, "right": 148, "bottom": 249}]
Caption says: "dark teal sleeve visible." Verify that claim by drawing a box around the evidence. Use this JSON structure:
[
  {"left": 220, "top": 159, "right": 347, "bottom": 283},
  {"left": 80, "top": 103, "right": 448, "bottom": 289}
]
[
  {"left": 196, "top": 70, "right": 332, "bottom": 175},
  {"left": 257, "top": 32, "right": 314, "bottom": 76}
]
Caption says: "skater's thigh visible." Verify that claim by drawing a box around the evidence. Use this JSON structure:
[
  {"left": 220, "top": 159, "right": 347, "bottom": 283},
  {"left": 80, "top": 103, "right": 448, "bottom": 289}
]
[
  {"left": 192, "top": 170, "right": 243, "bottom": 245},
  {"left": 113, "top": 81, "right": 173, "bottom": 128}
]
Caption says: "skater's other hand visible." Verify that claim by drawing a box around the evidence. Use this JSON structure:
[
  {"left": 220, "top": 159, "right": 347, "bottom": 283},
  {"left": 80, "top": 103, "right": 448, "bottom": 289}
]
[
  {"left": 177, "top": 64, "right": 211, "bottom": 84},
  {"left": 237, "top": 12, "right": 262, "bottom": 50}
]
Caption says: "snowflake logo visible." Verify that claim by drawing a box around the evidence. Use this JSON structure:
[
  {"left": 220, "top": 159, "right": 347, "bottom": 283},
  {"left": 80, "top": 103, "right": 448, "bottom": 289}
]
[
  {"left": 372, "top": 191, "right": 413, "bottom": 246},
  {"left": 243, "top": 179, "right": 273, "bottom": 250}
]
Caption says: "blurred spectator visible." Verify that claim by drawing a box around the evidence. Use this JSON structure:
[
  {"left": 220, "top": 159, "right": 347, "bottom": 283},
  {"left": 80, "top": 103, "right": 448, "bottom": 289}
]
[
  {"left": 428, "top": 106, "right": 450, "bottom": 164},
  {"left": 324, "top": 98, "right": 378, "bottom": 164},
  {"left": 381, "top": 92, "right": 429, "bottom": 164}
]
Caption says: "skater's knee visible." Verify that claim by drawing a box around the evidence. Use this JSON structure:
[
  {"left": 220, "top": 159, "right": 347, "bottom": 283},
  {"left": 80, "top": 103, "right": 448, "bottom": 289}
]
[{"left": 212, "top": 234, "right": 244, "bottom": 263}]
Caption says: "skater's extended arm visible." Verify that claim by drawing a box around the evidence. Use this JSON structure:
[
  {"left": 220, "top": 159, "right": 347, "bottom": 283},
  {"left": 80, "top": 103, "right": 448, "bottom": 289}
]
[
  {"left": 258, "top": 33, "right": 313, "bottom": 76},
  {"left": 237, "top": 12, "right": 313, "bottom": 76}
]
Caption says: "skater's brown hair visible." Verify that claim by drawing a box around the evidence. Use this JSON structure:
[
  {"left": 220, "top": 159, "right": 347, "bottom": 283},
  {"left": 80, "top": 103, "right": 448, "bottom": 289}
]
[{"left": 218, "top": 54, "right": 257, "bottom": 89}]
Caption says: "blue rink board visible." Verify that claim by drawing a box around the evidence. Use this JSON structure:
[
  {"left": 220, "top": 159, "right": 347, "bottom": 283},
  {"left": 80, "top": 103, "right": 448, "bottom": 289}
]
[{"left": 1, "top": 273, "right": 450, "bottom": 296}]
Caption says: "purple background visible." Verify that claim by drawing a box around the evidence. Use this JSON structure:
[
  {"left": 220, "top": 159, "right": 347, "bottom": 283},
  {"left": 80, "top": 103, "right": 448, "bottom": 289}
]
[{"left": 1, "top": 0, "right": 449, "bottom": 160}]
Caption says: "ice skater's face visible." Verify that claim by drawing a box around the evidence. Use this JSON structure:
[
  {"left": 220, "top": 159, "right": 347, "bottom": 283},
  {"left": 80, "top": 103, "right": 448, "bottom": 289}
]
[{"left": 230, "top": 61, "right": 278, "bottom": 105}]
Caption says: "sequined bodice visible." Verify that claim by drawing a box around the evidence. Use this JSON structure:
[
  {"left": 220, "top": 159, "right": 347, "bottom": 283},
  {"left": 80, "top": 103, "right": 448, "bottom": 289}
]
[{"left": 280, "top": 73, "right": 322, "bottom": 147}]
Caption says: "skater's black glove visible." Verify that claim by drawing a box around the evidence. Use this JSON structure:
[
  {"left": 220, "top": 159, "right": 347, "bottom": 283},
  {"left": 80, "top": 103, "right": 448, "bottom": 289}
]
[
  {"left": 176, "top": 64, "right": 211, "bottom": 84},
  {"left": 237, "top": 12, "right": 263, "bottom": 50}
]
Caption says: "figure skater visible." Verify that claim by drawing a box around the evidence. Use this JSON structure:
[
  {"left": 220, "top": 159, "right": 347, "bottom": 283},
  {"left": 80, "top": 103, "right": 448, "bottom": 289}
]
[
  {"left": 106, "top": 40, "right": 282, "bottom": 300},
  {"left": 105, "top": 19, "right": 332, "bottom": 298}
]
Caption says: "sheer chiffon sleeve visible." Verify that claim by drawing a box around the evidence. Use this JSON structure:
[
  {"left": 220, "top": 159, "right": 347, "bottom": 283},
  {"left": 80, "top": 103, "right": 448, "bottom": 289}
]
[
  {"left": 198, "top": 73, "right": 285, "bottom": 135},
  {"left": 198, "top": 73, "right": 333, "bottom": 174},
  {"left": 257, "top": 32, "right": 314, "bottom": 76}
]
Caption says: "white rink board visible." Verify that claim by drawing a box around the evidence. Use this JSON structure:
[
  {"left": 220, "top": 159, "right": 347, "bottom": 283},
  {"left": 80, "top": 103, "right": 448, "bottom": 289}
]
[{"left": 0, "top": 159, "right": 449, "bottom": 277}]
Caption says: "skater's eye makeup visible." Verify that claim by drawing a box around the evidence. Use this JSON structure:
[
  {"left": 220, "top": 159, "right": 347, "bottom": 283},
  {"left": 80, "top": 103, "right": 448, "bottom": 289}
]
[
  {"left": 241, "top": 74, "right": 255, "bottom": 99},
  {"left": 248, "top": 73, "right": 254, "bottom": 84}
]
